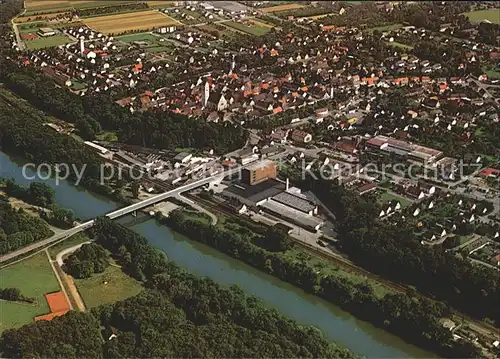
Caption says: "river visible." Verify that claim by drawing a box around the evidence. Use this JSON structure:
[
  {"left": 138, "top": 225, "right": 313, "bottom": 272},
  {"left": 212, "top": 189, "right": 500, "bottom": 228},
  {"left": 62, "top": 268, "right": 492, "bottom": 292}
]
[{"left": 0, "top": 151, "right": 435, "bottom": 358}]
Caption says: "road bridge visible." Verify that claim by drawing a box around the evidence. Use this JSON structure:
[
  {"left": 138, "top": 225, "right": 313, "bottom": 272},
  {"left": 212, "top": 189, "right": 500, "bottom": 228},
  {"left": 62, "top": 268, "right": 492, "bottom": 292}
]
[{"left": 0, "top": 169, "right": 234, "bottom": 263}]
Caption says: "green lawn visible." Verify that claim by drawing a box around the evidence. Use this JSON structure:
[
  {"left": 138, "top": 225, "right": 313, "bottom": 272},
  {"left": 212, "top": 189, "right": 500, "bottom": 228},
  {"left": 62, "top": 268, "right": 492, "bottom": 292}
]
[
  {"left": 74, "top": 264, "right": 142, "bottom": 309},
  {"left": 222, "top": 21, "right": 270, "bottom": 36},
  {"left": 70, "top": 80, "right": 87, "bottom": 90},
  {"left": 284, "top": 249, "right": 392, "bottom": 298},
  {"left": 387, "top": 41, "right": 414, "bottom": 50},
  {"left": 47, "top": 233, "right": 89, "bottom": 259},
  {"left": 25, "top": 34, "right": 72, "bottom": 50},
  {"left": 0, "top": 252, "right": 60, "bottom": 333},
  {"left": 116, "top": 32, "right": 158, "bottom": 43},
  {"left": 96, "top": 131, "right": 118, "bottom": 142},
  {"left": 182, "top": 210, "right": 211, "bottom": 225},
  {"left": 116, "top": 33, "right": 174, "bottom": 53},
  {"left": 463, "top": 9, "right": 500, "bottom": 24},
  {"left": 378, "top": 191, "right": 412, "bottom": 208},
  {"left": 484, "top": 69, "right": 500, "bottom": 79},
  {"left": 366, "top": 23, "right": 403, "bottom": 32}
]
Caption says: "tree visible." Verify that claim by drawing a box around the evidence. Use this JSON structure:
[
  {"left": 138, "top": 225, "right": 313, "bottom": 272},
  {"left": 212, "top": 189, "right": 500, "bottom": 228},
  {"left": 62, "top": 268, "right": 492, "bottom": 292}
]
[
  {"left": 131, "top": 182, "right": 140, "bottom": 199},
  {"left": 63, "top": 243, "right": 110, "bottom": 279},
  {"left": 28, "top": 182, "right": 55, "bottom": 207},
  {"left": 264, "top": 225, "right": 292, "bottom": 252}
]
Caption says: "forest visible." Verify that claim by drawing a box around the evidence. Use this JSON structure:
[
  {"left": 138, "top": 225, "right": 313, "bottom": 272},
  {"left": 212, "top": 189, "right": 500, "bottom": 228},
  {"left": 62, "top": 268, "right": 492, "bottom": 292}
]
[
  {"left": 63, "top": 243, "right": 110, "bottom": 279},
  {"left": 0, "top": 218, "right": 354, "bottom": 359},
  {"left": 0, "top": 92, "right": 126, "bottom": 200},
  {"left": 0, "top": 200, "right": 53, "bottom": 255},
  {"left": 162, "top": 209, "right": 481, "bottom": 358},
  {"left": 1, "top": 180, "right": 55, "bottom": 208},
  {"left": 0, "top": 61, "right": 247, "bottom": 155},
  {"left": 301, "top": 177, "right": 500, "bottom": 326}
]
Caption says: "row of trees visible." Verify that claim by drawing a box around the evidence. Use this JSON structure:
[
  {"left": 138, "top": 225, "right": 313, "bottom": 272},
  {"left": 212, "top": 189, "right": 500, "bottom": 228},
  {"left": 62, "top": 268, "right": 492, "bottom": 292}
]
[
  {"left": 0, "top": 201, "right": 53, "bottom": 255},
  {"left": 63, "top": 243, "right": 110, "bottom": 279},
  {"left": 0, "top": 287, "right": 34, "bottom": 303},
  {"left": 75, "top": 2, "right": 148, "bottom": 18},
  {"left": 162, "top": 209, "right": 481, "bottom": 357}
]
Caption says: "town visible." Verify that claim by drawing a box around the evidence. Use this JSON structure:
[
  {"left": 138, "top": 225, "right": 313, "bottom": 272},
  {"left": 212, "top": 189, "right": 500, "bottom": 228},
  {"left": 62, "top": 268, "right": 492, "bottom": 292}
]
[{"left": 0, "top": 1, "right": 499, "bottom": 359}]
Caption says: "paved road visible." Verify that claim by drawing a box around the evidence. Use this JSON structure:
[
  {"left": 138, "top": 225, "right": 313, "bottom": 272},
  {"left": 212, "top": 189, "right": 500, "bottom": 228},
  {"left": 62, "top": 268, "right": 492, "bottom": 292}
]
[
  {"left": 11, "top": 13, "right": 25, "bottom": 51},
  {"left": 175, "top": 193, "right": 218, "bottom": 225},
  {"left": 0, "top": 167, "right": 241, "bottom": 263},
  {"left": 55, "top": 242, "right": 89, "bottom": 311}
]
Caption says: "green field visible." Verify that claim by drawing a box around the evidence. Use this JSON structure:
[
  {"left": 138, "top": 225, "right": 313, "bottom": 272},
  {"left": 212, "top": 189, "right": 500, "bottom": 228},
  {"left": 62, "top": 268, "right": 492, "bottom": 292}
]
[
  {"left": 387, "top": 41, "right": 414, "bottom": 50},
  {"left": 75, "top": 264, "right": 142, "bottom": 309},
  {"left": 463, "top": 9, "right": 500, "bottom": 24},
  {"left": 378, "top": 191, "right": 412, "bottom": 208},
  {"left": 484, "top": 69, "right": 500, "bottom": 79},
  {"left": 366, "top": 23, "right": 404, "bottom": 32},
  {"left": 222, "top": 21, "right": 270, "bottom": 36},
  {"left": 0, "top": 252, "right": 60, "bottom": 332},
  {"left": 25, "top": 34, "right": 72, "bottom": 50}
]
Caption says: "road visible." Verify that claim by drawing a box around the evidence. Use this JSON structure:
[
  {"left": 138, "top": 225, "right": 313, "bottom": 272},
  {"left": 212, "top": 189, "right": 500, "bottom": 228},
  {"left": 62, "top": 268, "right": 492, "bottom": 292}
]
[
  {"left": 468, "top": 77, "right": 500, "bottom": 105},
  {"left": 54, "top": 241, "right": 89, "bottom": 311},
  {"left": 175, "top": 193, "right": 218, "bottom": 225},
  {"left": 11, "top": 9, "right": 26, "bottom": 51},
  {"left": 0, "top": 166, "right": 243, "bottom": 263},
  {"left": 46, "top": 249, "right": 73, "bottom": 311}
]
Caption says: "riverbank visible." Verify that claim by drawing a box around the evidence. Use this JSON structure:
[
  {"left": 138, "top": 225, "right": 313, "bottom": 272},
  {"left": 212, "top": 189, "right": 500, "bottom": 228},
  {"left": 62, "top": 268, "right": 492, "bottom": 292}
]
[{"left": 0, "top": 150, "right": 435, "bottom": 357}]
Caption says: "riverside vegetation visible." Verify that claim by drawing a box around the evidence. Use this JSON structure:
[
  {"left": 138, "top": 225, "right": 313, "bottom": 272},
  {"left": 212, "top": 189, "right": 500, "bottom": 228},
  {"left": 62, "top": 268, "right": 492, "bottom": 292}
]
[{"left": 0, "top": 218, "right": 355, "bottom": 359}]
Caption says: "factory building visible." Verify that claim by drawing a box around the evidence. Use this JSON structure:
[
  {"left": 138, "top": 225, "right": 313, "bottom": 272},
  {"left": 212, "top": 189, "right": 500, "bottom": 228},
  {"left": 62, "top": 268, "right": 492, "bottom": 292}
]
[
  {"left": 241, "top": 159, "right": 277, "bottom": 185},
  {"left": 223, "top": 172, "right": 324, "bottom": 232}
]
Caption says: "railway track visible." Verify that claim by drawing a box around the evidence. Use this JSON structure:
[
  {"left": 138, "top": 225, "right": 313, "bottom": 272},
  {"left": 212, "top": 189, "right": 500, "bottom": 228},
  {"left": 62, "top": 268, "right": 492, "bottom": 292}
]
[{"left": 182, "top": 194, "right": 500, "bottom": 338}]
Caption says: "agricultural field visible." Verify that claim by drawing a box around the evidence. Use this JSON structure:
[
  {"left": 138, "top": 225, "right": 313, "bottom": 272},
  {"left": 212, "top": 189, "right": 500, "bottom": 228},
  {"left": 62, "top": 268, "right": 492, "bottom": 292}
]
[
  {"left": 0, "top": 252, "right": 61, "bottom": 333},
  {"left": 117, "top": 32, "right": 175, "bottom": 53},
  {"left": 24, "top": 1, "right": 142, "bottom": 15},
  {"left": 83, "top": 10, "right": 180, "bottom": 34},
  {"left": 463, "top": 9, "right": 500, "bottom": 24},
  {"left": 25, "top": 34, "right": 73, "bottom": 50},
  {"left": 262, "top": 4, "right": 306, "bottom": 13},
  {"left": 222, "top": 20, "right": 270, "bottom": 36},
  {"left": 147, "top": 1, "right": 176, "bottom": 8},
  {"left": 74, "top": 264, "right": 142, "bottom": 308},
  {"left": 14, "top": 11, "right": 71, "bottom": 23},
  {"left": 25, "top": 0, "right": 72, "bottom": 14}
]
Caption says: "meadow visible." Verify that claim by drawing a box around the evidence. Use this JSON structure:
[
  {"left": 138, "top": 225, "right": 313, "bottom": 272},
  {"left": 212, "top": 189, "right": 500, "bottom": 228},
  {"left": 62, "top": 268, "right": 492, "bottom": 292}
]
[
  {"left": 464, "top": 9, "right": 500, "bottom": 24},
  {"left": 24, "top": 35, "right": 72, "bottom": 50},
  {"left": 0, "top": 252, "right": 60, "bottom": 332},
  {"left": 74, "top": 264, "right": 142, "bottom": 308},
  {"left": 222, "top": 21, "right": 270, "bottom": 36}
]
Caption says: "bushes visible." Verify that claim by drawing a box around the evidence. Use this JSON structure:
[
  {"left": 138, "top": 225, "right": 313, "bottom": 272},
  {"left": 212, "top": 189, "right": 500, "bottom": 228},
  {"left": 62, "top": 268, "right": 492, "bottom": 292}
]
[
  {"left": 63, "top": 243, "right": 110, "bottom": 279},
  {"left": 0, "top": 201, "right": 53, "bottom": 255},
  {"left": 0, "top": 287, "right": 34, "bottom": 303}
]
